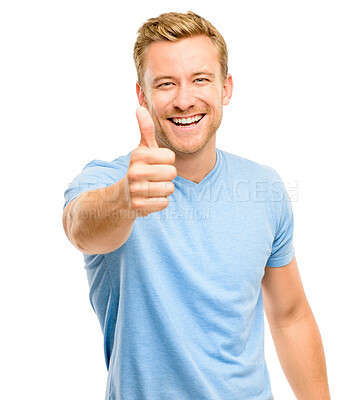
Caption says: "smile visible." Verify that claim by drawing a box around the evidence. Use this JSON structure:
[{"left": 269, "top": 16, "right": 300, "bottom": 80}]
[{"left": 168, "top": 114, "right": 205, "bottom": 127}]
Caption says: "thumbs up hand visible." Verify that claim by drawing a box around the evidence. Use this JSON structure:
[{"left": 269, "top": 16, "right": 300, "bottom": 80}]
[{"left": 125, "top": 107, "right": 177, "bottom": 217}]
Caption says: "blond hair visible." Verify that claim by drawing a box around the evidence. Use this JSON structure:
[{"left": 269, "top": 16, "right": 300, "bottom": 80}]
[{"left": 133, "top": 11, "right": 228, "bottom": 87}]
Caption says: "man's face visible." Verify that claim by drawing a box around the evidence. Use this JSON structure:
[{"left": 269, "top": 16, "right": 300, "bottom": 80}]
[{"left": 138, "top": 35, "right": 233, "bottom": 155}]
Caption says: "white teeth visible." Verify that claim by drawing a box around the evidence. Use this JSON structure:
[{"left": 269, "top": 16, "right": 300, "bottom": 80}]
[{"left": 172, "top": 115, "right": 203, "bottom": 125}]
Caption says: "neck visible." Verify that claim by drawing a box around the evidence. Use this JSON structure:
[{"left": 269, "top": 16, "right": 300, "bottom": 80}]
[{"left": 173, "top": 136, "right": 217, "bottom": 184}]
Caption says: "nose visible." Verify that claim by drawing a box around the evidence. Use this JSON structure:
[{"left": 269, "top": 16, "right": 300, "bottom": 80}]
[{"left": 172, "top": 84, "right": 196, "bottom": 111}]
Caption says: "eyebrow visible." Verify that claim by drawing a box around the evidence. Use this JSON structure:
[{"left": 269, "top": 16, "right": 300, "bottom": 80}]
[
  {"left": 192, "top": 71, "right": 216, "bottom": 79},
  {"left": 152, "top": 71, "right": 216, "bottom": 86}
]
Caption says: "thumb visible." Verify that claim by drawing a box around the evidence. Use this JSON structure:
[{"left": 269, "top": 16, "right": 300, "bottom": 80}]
[{"left": 136, "top": 107, "right": 158, "bottom": 148}]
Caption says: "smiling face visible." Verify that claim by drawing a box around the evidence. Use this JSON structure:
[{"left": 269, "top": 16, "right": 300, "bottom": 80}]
[{"left": 137, "top": 35, "right": 233, "bottom": 155}]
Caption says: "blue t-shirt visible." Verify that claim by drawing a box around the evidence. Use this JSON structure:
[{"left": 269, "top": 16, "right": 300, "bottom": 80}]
[{"left": 64, "top": 148, "right": 295, "bottom": 400}]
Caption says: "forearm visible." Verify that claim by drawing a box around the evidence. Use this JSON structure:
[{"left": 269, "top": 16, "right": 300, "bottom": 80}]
[
  {"left": 270, "top": 311, "right": 331, "bottom": 399},
  {"left": 63, "top": 177, "right": 137, "bottom": 254}
]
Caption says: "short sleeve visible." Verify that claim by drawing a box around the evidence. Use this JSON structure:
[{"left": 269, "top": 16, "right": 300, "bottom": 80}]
[
  {"left": 64, "top": 159, "right": 127, "bottom": 209},
  {"left": 266, "top": 179, "right": 295, "bottom": 267}
]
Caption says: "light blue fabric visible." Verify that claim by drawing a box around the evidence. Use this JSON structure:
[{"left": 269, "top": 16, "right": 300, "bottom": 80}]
[{"left": 64, "top": 148, "right": 295, "bottom": 400}]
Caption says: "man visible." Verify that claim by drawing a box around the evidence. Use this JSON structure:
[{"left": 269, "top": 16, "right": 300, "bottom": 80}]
[{"left": 63, "top": 11, "right": 330, "bottom": 400}]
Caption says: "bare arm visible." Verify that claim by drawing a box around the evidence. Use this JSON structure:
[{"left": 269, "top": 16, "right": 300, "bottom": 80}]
[
  {"left": 262, "top": 256, "right": 331, "bottom": 399},
  {"left": 63, "top": 177, "right": 136, "bottom": 254}
]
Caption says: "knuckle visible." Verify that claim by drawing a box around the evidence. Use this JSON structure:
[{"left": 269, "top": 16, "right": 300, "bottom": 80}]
[
  {"left": 131, "top": 198, "right": 143, "bottom": 210},
  {"left": 129, "top": 151, "right": 140, "bottom": 163},
  {"left": 130, "top": 148, "right": 146, "bottom": 163},
  {"left": 127, "top": 170, "right": 137, "bottom": 182},
  {"left": 127, "top": 167, "right": 143, "bottom": 182},
  {"left": 129, "top": 182, "right": 141, "bottom": 194}
]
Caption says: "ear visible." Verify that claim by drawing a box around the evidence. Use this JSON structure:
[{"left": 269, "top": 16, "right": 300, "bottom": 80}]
[
  {"left": 136, "top": 82, "right": 148, "bottom": 107},
  {"left": 222, "top": 74, "right": 233, "bottom": 106}
]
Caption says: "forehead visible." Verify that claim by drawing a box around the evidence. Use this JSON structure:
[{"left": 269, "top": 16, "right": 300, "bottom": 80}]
[{"left": 143, "top": 35, "right": 220, "bottom": 81}]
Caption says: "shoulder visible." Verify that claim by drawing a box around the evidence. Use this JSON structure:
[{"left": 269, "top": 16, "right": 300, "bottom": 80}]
[
  {"left": 83, "top": 153, "right": 131, "bottom": 172},
  {"left": 218, "top": 149, "right": 288, "bottom": 205},
  {"left": 78, "top": 153, "right": 131, "bottom": 182},
  {"left": 63, "top": 153, "right": 131, "bottom": 209},
  {"left": 218, "top": 149, "right": 282, "bottom": 182}
]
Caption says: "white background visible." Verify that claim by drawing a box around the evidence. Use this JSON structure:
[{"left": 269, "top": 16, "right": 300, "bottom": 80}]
[{"left": 1, "top": 1, "right": 361, "bottom": 399}]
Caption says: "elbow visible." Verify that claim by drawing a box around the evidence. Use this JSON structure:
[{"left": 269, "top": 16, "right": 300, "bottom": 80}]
[
  {"left": 66, "top": 219, "right": 123, "bottom": 255},
  {"left": 63, "top": 212, "right": 86, "bottom": 252},
  {"left": 269, "top": 301, "right": 313, "bottom": 330},
  {"left": 63, "top": 205, "right": 93, "bottom": 253}
]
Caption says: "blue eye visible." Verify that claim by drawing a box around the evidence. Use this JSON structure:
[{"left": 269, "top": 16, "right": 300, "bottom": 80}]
[
  {"left": 195, "top": 78, "right": 209, "bottom": 83},
  {"left": 159, "top": 82, "right": 173, "bottom": 88}
]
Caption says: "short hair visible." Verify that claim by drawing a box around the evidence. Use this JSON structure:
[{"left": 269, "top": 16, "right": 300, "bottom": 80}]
[{"left": 133, "top": 11, "right": 228, "bottom": 88}]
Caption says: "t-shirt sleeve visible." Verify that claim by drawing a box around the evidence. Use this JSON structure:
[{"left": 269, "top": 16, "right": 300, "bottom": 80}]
[
  {"left": 64, "top": 159, "right": 127, "bottom": 209},
  {"left": 266, "top": 177, "right": 295, "bottom": 267}
]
